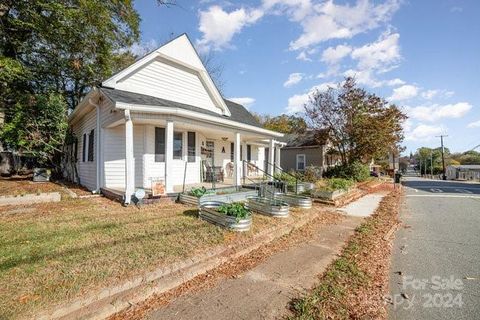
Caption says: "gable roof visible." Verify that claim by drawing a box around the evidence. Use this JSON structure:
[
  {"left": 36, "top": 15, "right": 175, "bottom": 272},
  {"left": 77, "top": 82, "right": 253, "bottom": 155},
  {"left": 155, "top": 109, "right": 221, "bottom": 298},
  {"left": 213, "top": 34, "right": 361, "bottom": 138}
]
[
  {"left": 101, "top": 33, "right": 230, "bottom": 117},
  {"left": 280, "top": 129, "right": 329, "bottom": 148},
  {"left": 100, "top": 87, "right": 263, "bottom": 128}
]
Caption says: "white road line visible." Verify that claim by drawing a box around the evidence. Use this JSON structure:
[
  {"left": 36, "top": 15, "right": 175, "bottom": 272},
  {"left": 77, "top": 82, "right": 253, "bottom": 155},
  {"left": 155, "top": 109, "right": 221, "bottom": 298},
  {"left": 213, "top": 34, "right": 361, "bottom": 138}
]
[
  {"left": 410, "top": 186, "right": 480, "bottom": 190},
  {"left": 406, "top": 195, "right": 480, "bottom": 199},
  {"left": 430, "top": 188, "right": 443, "bottom": 193},
  {"left": 455, "top": 189, "right": 473, "bottom": 194}
]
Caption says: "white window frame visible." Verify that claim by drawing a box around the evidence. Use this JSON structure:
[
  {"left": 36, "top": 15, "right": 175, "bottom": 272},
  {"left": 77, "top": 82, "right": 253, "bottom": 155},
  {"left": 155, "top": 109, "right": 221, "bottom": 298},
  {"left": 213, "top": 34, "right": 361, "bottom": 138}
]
[{"left": 296, "top": 154, "right": 306, "bottom": 171}]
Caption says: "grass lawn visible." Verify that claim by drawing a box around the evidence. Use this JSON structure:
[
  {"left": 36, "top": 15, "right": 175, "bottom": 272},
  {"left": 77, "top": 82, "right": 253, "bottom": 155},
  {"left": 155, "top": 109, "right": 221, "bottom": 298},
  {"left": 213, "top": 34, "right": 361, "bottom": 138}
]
[{"left": 0, "top": 195, "right": 305, "bottom": 319}]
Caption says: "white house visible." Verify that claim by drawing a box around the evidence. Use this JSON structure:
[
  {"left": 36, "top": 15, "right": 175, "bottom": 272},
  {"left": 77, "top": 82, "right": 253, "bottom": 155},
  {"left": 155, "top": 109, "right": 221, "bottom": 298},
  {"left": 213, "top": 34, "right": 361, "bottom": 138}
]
[{"left": 68, "top": 34, "right": 284, "bottom": 204}]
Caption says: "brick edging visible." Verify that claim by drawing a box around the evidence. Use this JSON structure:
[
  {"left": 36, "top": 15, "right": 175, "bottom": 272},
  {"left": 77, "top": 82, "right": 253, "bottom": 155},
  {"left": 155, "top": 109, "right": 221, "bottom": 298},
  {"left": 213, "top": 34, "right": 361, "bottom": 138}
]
[{"left": 35, "top": 209, "right": 322, "bottom": 320}]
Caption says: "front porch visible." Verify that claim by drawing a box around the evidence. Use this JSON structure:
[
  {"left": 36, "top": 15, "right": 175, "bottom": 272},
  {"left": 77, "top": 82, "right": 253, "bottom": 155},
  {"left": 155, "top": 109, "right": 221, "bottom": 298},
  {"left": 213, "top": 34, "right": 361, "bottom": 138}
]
[{"left": 101, "top": 111, "right": 283, "bottom": 204}]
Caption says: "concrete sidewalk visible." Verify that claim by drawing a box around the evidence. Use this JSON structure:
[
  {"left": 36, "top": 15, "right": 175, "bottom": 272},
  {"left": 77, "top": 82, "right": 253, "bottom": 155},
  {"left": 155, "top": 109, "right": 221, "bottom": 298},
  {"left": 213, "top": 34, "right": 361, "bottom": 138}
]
[
  {"left": 337, "top": 192, "right": 388, "bottom": 217},
  {"left": 146, "top": 193, "right": 386, "bottom": 320}
]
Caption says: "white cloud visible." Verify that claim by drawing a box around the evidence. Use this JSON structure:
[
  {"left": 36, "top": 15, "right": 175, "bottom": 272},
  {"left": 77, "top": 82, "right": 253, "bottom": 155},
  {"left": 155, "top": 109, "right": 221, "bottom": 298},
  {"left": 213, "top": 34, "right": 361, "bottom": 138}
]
[
  {"left": 351, "top": 31, "right": 401, "bottom": 71},
  {"left": 283, "top": 73, "right": 304, "bottom": 87},
  {"left": 421, "top": 89, "right": 439, "bottom": 100},
  {"left": 285, "top": 82, "right": 336, "bottom": 114},
  {"left": 467, "top": 120, "right": 480, "bottom": 128},
  {"left": 196, "top": 5, "right": 263, "bottom": 52},
  {"left": 321, "top": 44, "right": 352, "bottom": 64},
  {"left": 405, "top": 123, "right": 446, "bottom": 141},
  {"left": 386, "top": 78, "right": 405, "bottom": 86},
  {"left": 389, "top": 84, "right": 419, "bottom": 101},
  {"left": 228, "top": 97, "right": 256, "bottom": 109},
  {"left": 407, "top": 102, "right": 473, "bottom": 122},
  {"left": 296, "top": 51, "right": 312, "bottom": 61},
  {"left": 286, "top": 0, "right": 401, "bottom": 50},
  {"left": 344, "top": 69, "right": 383, "bottom": 87}
]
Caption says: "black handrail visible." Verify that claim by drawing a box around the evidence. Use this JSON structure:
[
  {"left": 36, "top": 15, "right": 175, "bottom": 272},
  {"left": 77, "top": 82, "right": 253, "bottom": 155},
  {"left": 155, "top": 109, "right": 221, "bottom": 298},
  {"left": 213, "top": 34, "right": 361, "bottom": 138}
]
[
  {"left": 264, "top": 160, "right": 301, "bottom": 194},
  {"left": 242, "top": 160, "right": 287, "bottom": 194}
]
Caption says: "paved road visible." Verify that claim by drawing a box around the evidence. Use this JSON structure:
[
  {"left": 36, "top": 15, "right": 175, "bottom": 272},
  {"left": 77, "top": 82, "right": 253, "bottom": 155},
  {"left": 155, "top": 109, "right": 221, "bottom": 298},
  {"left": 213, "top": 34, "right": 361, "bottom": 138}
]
[{"left": 389, "top": 177, "right": 480, "bottom": 319}]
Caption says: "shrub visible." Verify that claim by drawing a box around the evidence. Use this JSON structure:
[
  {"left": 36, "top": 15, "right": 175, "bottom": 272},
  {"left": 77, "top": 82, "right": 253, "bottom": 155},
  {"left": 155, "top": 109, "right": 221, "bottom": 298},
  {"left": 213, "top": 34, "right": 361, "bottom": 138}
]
[
  {"left": 274, "top": 171, "right": 298, "bottom": 186},
  {"left": 324, "top": 161, "right": 369, "bottom": 182},
  {"left": 303, "top": 166, "right": 323, "bottom": 183},
  {"left": 315, "top": 178, "right": 354, "bottom": 192},
  {"left": 217, "top": 203, "right": 251, "bottom": 221}
]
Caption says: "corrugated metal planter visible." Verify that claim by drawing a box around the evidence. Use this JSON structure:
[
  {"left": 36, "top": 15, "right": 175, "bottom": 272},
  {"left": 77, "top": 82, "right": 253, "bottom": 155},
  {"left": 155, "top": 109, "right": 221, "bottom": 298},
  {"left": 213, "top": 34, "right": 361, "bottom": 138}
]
[
  {"left": 199, "top": 201, "right": 252, "bottom": 232},
  {"left": 247, "top": 196, "right": 290, "bottom": 218},
  {"left": 179, "top": 189, "right": 258, "bottom": 206},
  {"left": 312, "top": 189, "right": 348, "bottom": 200},
  {"left": 288, "top": 182, "right": 314, "bottom": 194},
  {"left": 274, "top": 193, "right": 312, "bottom": 209}
]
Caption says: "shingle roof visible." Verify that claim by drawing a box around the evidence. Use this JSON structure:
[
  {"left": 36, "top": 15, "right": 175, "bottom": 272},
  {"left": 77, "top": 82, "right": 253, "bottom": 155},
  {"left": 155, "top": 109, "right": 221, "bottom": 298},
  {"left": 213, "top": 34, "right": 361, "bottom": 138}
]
[
  {"left": 100, "top": 87, "right": 262, "bottom": 128},
  {"left": 280, "top": 129, "right": 329, "bottom": 148},
  {"left": 450, "top": 165, "right": 480, "bottom": 170}
]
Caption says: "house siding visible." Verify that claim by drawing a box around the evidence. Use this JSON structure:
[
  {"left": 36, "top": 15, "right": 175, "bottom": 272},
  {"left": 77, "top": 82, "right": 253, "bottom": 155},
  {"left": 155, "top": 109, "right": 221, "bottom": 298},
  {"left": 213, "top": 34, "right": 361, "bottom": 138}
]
[
  {"left": 71, "top": 110, "right": 97, "bottom": 191},
  {"left": 281, "top": 146, "right": 325, "bottom": 172},
  {"left": 114, "top": 59, "right": 221, "bottom": 114},
  {"left": 103, "top": 125, "right": 144, "bottom": 189}
]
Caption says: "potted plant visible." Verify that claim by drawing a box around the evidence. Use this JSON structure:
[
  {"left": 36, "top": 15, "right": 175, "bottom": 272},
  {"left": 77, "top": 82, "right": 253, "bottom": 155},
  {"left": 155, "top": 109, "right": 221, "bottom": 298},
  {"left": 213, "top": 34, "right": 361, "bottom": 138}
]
[
  {"left": 199, "top": 201, "right": 252, "bottom": 231},
  {"left": 247, "top": 196, "right": 290, "bottom": 218}
]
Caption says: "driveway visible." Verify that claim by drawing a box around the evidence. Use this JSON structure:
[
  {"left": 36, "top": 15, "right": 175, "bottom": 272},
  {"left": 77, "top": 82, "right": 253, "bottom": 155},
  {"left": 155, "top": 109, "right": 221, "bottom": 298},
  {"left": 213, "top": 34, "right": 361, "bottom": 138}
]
[{"left": 389, "top": 177, "right": 480, "bottom": 319}]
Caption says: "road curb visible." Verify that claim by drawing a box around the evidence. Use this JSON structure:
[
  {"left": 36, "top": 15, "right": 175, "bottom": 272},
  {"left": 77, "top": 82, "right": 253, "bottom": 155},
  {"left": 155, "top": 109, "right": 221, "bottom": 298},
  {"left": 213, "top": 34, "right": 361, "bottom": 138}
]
[{"left": 36, "top": 209, "right": 323, "bottom": 320}]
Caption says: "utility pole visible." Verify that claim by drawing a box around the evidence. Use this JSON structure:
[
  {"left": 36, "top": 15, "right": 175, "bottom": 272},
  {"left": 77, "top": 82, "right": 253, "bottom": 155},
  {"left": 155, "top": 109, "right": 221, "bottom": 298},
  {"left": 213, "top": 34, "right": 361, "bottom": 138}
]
[
  {"left": 430, "top": 153, "right": 433, "bottom": 179},
  {"left": 436, "top": 135, "right": 448, "bottom": 180}
]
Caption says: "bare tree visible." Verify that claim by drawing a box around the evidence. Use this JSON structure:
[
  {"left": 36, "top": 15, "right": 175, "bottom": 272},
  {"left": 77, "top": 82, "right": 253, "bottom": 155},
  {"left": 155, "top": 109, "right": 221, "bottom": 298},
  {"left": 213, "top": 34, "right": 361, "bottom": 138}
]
[{"left": 199, "top": 51, "right": 226, "bottom": 95}]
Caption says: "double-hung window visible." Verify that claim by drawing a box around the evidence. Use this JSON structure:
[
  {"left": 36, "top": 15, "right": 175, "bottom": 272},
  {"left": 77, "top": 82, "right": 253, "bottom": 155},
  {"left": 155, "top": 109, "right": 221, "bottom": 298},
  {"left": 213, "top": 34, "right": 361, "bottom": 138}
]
[
  {"left": 155, "top": 127, "right": 165, "bottom": 162},
  {"left": 87, "top": 129, "right": 94, "bottom": 162},
  {"left": 187, "top": 132, "right": 196, "bottom": 162},
  {"left": 296, "top": 154, "right": 306, "bottom": 171}
]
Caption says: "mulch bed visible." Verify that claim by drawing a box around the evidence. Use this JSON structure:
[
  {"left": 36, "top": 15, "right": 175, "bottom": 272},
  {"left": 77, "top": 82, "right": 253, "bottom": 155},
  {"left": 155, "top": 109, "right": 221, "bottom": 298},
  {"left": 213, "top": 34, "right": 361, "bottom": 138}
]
[{"left": 288, "top": 188, "right": 402, "bottom": 319}]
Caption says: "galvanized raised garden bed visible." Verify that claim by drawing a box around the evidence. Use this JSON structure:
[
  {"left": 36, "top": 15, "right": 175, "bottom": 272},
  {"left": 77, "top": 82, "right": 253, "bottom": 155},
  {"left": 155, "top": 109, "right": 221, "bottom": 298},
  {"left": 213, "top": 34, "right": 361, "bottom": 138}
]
[
  {"left": 199, "top": 201, "right": 252, "bottom": 232},
  {"left": 246, "top": 196, "right": 290, "bottom": 218},
  {"left": 288, "top": 182, "right": 315, "bottom": 194},
  {"left": 179, "top": 188, "right": 258, "bottom": 206},
  {"left": 274, "top": 193, "right": 312, "bottom": 209},
  {"left": 312, "top": 188, "right": 349, "bottom": 200}
]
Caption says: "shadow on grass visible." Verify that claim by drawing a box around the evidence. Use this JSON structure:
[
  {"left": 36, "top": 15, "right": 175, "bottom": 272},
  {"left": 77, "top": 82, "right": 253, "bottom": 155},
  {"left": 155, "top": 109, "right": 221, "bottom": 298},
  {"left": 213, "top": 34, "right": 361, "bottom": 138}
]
[
  {"left": 183, "top": 209, "right": 199, "bottom": 218},
  {"left": 0, "top": 217, "right": 217, "bottom": 272}
]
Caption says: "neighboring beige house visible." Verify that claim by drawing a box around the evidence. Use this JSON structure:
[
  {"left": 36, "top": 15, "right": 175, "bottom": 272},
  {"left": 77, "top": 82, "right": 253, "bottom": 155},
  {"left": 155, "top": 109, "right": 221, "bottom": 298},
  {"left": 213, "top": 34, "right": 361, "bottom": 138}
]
[
  {"left": 280, "top": 130, "right": 336, "bottom": 172},
  {"left": 67, "top": 34, "right": 283, "bottom": 204}
]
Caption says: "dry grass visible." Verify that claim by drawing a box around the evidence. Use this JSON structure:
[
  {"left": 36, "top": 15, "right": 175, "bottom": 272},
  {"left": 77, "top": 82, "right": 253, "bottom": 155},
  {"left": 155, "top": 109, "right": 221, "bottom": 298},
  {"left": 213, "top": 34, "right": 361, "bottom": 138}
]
[
  {"left": 289, "top": 188, "right": 402, "bottom": 320},
  {"left": 0, "top": 178, "right": 67, "bottom": 197},
  {"left": 0, "top": 196, "right": 316, "bottom": 319}
]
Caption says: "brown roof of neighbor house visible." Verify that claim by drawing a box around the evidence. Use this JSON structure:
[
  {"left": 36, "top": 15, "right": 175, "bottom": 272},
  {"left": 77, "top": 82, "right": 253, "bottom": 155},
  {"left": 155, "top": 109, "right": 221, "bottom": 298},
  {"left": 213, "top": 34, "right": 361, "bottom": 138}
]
[{"left": 280, "top": 129, "right": 329, "bottom": 148}]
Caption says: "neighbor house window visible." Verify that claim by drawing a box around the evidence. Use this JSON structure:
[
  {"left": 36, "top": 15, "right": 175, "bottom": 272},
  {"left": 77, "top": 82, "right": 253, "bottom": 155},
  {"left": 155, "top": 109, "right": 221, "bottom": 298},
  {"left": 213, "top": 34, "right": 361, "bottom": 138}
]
[
  {"left": 155, "top": 127, "right": 165, "bottom": 162},
  {"left": 82, "top": 133, "right": 86, "bottom": 162},
  {"left": 230, "top": 142, "right": 234, "bottom": 161},
  {"left": 87, "top": 129, "right": 94, "bottom": 162},
  {"left": 187, "top": 131, "right": 196, "bottom": 162},
  {"left": 247, "top": 145, "right": 251, "bottom": 161},
  {"left": 296, "top": 154, "right": 306, "bottom": 171},
  {"left": 173, "top": 132, "right": 183, "bottom": 159}
]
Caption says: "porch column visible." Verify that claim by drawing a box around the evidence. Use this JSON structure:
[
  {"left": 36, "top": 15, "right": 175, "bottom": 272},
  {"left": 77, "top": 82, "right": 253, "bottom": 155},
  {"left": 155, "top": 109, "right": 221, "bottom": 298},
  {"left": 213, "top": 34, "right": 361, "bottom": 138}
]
[
  {"left": 165, "top": 120, "right": 174, "bottom": 193},
  {"left": 234, "top": 132, "right": 241, "bottom": 187},
  {"left": 268, "top": 139, "right": 275, "bottom": 180},
  {"left": 275, "top": 145, "right": 281, "bottom": 173},
  {"left": 124, "top": 110, "right": 135, "bottom": 204}
]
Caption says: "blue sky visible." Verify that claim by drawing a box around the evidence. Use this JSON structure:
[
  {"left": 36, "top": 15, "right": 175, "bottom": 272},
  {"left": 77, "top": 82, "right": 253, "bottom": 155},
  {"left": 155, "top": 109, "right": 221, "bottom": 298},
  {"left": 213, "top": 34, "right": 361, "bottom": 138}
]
[{"left": 133, "top": 0, "right": 480, "bottom": 154}]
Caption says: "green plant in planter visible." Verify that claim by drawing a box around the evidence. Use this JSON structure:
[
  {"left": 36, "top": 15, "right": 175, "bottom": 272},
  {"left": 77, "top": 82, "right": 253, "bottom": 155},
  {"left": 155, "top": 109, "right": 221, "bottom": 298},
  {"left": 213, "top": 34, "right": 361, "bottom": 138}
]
[
  {"left": 217, "top": 203, "right": 251, "bottom": 221},
  {"left": 273, "top": 171, "right": 298, "bottom": 186},
  {"left": 190, "top": 186, "right": 208, "bottom": 198},
  {"left": 316, "top": 178, "right": 354, "bottom": 192}
]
